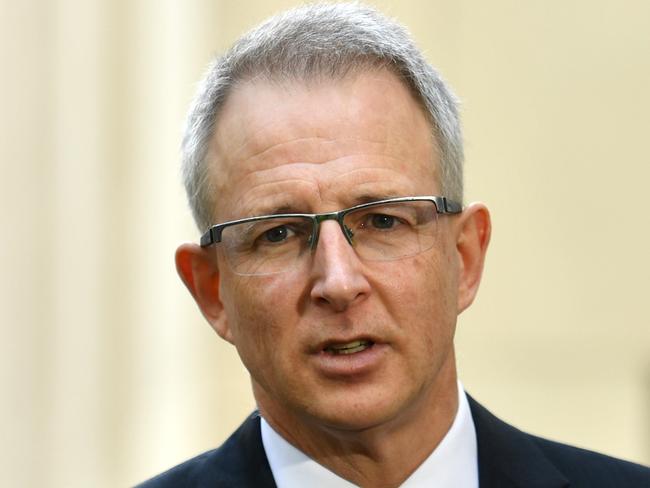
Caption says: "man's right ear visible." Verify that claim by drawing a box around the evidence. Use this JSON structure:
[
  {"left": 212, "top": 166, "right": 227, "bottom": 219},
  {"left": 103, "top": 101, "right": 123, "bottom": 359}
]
[{"left": 175, "top": 243, "right": 233, "bottom": 344}]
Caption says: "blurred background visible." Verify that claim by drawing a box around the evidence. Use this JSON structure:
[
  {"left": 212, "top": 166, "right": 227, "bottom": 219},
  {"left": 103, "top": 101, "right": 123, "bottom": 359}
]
[{"left": 2, "top": 0, "right": 649, "bottom": 486}]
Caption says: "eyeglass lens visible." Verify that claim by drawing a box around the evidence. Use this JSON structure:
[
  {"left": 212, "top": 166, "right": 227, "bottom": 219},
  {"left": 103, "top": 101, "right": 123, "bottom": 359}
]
[{"left": 218, "top": 200, "right": 439, "bottom": 275}]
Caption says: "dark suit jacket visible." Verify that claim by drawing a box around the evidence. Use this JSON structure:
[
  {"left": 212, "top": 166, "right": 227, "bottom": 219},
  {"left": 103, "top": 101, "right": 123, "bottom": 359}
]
[{"left": 137, "top": 395, "right": 650, "bottom": 487}]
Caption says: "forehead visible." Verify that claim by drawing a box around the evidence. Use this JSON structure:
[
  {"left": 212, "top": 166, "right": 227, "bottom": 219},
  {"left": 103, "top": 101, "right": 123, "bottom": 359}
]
[{"left": 207, "top": 69, "right": 439, "bottom": 220}]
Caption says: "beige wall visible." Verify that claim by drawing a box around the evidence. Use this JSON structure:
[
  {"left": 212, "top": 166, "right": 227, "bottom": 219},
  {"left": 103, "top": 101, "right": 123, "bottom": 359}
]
[{"left": 2, "top": 1, "right": 648, "bottom": 486}]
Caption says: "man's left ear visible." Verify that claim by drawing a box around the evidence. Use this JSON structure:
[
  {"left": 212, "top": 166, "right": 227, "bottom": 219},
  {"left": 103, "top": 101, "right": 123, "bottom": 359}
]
[{"left": 454, "top": 202, "right": 491, "bottom": 313}]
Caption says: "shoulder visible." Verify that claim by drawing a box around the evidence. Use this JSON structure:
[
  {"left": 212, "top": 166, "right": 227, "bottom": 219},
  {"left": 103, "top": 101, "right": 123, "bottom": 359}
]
[
  {"left": 135, "top": 412, "right": 276, "bottom": 488},
  {"left": 531, "top": 434, "right": 650, "bottom": 486},
  {"left": 467, "top": 394, "right": 650, "bottom": 488},
  {"left": 135, "top": 448, "right": 221, "bottom": 488}
]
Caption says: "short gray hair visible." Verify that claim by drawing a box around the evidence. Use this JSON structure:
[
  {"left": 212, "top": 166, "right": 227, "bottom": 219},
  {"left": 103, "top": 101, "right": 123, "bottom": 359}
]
[{"left": 182, "top": 2, "right": 463, "bottom": 230}]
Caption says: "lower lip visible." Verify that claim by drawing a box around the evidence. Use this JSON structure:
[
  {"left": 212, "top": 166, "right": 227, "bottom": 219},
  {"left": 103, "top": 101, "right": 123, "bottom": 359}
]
[{"left": 310, "top": 343, "right": 388, "bottom": 378}]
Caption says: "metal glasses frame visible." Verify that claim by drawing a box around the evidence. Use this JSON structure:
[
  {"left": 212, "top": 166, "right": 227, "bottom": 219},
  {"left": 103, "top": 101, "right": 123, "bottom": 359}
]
[{"left": 200, "top": 196, "right": 462, "bottom": 248}]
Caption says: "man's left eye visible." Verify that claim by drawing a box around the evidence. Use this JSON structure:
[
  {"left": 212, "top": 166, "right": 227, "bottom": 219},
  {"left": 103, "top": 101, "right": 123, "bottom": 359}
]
[{"left": 370, "top": 214, "right": 396, "bottom": 229}]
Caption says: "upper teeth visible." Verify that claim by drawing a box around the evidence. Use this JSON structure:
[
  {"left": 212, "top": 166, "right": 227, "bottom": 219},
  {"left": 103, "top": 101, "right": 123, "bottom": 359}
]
[{"left": 326, "top": 340, "right": 371, "bottom": 355}]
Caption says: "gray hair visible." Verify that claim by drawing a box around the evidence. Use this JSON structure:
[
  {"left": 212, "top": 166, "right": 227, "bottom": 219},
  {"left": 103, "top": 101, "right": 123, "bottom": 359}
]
[{"left": 182, "top": 2, "right": 463, "bottom": 230}]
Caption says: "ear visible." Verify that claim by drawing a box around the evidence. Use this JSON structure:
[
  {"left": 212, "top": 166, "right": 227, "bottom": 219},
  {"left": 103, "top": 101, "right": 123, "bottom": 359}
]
[
  {"left": 454, "top": 203, "right": 491, "bottom": 313},
  {"left": 175, "top": 243, "right": 234, "bottom": 344}
]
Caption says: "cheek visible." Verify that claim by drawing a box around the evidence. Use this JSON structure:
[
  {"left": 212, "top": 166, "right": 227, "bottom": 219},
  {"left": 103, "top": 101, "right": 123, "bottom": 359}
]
[
  {"left": 221, "top": 274, "right": 303, "bottom": 367},
  {"left": 376, "top": 251, "right": 459, "bottom": 352},
  {"left": 384, "top": 250, "right": 457, "bottom": 312},
  {"left": 410, "top": 256, "right": 459, "bottom": 373}
]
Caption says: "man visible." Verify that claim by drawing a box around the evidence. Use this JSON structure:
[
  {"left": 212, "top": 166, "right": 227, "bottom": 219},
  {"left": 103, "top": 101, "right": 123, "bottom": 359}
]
[{"left": 140, "top": 3, "right": 649, "bottom": 487}]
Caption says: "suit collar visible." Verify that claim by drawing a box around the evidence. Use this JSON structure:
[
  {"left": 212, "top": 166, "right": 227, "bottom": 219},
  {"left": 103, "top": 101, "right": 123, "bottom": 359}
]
[
  {"left": 261, "top": 383, "right": 479, "bottom": 488},
  {"left": 467, "top": 395, "right": 569, "bottom": 488},
  {"left": 215, "top": 397, "right": 570, "bottom": 488},
  {"left": 202, "top": 412, "right": 277, "bottom": 487}
]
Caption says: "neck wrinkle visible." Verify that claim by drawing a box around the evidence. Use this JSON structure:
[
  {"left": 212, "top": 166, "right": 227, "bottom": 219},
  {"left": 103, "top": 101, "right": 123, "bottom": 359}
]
[{"left": 253, "top": 359, "right": 459, "bottom": 487}]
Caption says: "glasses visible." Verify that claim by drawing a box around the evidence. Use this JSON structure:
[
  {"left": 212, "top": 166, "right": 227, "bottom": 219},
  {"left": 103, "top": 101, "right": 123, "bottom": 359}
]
[{"left": 200, "top": 196, "right": 462, "bottom": 276}]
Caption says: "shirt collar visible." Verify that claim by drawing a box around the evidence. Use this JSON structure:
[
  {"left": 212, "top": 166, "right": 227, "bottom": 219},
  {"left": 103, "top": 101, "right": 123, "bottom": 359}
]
[{"left": 260, "top": 381, "right": 478, "bottom": 487}]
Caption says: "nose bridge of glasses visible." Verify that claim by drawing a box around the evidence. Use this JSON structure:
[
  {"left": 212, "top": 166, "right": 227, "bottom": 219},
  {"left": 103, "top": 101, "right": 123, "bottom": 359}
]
[{"left": 309, "top": 211, "right": 354, "bottom": 250}]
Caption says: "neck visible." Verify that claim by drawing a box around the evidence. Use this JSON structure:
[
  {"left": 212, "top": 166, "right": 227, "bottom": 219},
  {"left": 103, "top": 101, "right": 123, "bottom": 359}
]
[{"left": 255, "top": 362, "right": 459, "bottom": 488}]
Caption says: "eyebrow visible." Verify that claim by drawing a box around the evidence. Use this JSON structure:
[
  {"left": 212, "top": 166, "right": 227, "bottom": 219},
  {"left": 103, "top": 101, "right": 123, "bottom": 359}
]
[
  {"left": 244, "top": 192, "right": 407, "bottom": 219},
  {"left": 353, "top": 192, "right": 403, "bottom": 205},
  {"left": 247, "top": 203, "right": 305, "bottom": 217}
]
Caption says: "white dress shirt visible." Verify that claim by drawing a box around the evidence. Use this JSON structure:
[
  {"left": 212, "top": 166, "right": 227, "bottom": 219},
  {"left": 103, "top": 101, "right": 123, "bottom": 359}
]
[{"left": 261, "top": 381, "right": 478, "bottom": 487}]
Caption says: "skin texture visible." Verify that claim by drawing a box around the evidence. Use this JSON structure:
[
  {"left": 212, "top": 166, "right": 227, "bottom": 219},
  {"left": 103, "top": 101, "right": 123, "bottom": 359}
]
[{"left": 176, "top": 68, "right": 491, "bottom": 487}]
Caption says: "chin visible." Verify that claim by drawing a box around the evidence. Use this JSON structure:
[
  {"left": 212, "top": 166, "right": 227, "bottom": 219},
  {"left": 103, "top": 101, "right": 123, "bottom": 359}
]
[{"left": 300, "top": 389, "right": 410, "bottom": 433}]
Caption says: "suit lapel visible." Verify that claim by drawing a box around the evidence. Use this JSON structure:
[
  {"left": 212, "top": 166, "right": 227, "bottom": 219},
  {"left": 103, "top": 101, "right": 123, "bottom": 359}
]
[{"left": 467, "top": 395, "right": 569, "bottom": 488}]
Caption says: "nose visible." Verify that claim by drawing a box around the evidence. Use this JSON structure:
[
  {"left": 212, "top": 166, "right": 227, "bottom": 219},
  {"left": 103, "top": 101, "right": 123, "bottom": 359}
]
[{"left": 309, "top": 220, "right": 371, "bottom": 311}]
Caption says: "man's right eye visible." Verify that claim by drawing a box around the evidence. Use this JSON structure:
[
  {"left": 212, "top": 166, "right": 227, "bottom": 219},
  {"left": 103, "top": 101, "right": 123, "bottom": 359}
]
[{"left": 263, "top": 225, "right": 290, "bottom": 243}]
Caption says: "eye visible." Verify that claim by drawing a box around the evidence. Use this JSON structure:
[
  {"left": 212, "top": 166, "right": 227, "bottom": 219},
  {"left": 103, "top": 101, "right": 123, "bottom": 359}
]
[
  {"left": 263, "top": 225, "right": 291, "bottom": 243},
  {"left": 230, "top": 218, "right": 310, "bottom": 253},
  {"left": 370, "top": 213, "right": 396, "bottom": 229}
]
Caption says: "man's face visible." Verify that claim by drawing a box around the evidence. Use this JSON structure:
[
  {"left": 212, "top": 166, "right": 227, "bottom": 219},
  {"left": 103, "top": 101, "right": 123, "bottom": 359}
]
[{"left": 204, "top": 69, "right": 464, "bottom": 432}]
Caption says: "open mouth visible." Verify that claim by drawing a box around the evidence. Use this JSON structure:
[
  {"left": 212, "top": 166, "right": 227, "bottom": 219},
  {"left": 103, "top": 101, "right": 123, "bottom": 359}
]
[{"left": 324, "top": 339, "right": 374, "bottom": 355}]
